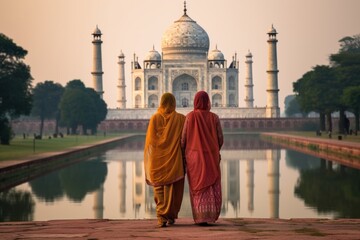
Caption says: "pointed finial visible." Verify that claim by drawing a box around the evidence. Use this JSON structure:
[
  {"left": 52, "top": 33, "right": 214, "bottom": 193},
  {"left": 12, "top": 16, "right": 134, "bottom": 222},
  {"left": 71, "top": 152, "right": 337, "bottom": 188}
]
[
  {"left": 215, "top": 44, "right": 218, "bottom": 50},
  {"left": 153, "top": 44, "right": 155, "bottom": 50},
  {"left": 184, "top": 1, "right": 187, "bottom": 15}
]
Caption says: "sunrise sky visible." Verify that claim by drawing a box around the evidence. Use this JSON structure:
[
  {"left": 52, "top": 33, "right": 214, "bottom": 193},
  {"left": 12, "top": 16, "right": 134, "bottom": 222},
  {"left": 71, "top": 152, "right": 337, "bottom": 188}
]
[{"left": 1, "top": 0, "right": 359, "bottom": 111}]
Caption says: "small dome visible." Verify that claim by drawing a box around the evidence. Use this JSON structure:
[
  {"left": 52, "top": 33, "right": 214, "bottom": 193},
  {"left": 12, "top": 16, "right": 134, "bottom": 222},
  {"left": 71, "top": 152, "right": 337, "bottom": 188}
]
[
  {"left": 246, "top": 50, "right": 252, "bottom": 58},
  {"left": 208, "top": 46, "right": 224, "bottom": 60},
  {"left": 145, "top": 47, "right": 161, "bottom": 61},
  {"left": 118, "top": 50, "right": 125, "bottom": 58},
  {"left": 93, "top": 25, "right": 102, "bottom": 35},
  {"left": 268, "top": 24, "right": 277, "bottom": 35}
]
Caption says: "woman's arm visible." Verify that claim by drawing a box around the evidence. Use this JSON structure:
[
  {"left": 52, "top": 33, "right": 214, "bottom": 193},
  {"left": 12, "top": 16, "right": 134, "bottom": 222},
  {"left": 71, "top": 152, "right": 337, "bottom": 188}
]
[{"left": 216, "top": 115, "right": 224, "bottom": 149}]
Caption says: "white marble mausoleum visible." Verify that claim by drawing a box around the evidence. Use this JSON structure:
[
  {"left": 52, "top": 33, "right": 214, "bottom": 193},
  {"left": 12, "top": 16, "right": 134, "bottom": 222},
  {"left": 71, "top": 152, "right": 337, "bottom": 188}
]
[{"left": 91, "top": 2, "right": 280, "bottom": 120}]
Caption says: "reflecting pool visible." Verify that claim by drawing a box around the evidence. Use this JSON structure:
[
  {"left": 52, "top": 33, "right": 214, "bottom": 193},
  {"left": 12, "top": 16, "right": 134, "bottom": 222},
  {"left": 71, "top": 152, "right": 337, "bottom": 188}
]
[{"left": 1, "top": 134, "right": 360, "bottom": 221}]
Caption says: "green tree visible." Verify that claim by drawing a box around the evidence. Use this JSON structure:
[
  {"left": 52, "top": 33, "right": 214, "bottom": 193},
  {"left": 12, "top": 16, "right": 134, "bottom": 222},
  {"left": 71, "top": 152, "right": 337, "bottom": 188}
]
[
  {"left": 59, "top": 80, "right": 107, "bottom": 135},
  {"left": 31, "top": 81, "right": 64, "bottom": 137},
  {"left": 293, "top": 65, "right": 338, "bottom": 131},
  {"left": 82, "top": 88, "right": 107, "bottom": 134},
  {"left": 342, "top": 86, "right": 360, "bottom": 131},
  {"left": 0, "top": 33, "right": 33, "bottom": 144},
  {"left": 330, "top": 34, "right": 360, "bottom": 133},
  {"left": 284, "top": 95, "right": 307, "bottom": 117}
]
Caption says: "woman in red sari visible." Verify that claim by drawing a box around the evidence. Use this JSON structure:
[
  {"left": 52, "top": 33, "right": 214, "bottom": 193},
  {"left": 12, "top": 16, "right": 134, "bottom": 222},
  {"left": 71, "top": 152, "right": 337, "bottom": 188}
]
[
  {"left": 181, "top": 91, "right": 224, "bottom": 225},
  {"left": 144, "top": 93, "right": 186, "bottom": 227}
]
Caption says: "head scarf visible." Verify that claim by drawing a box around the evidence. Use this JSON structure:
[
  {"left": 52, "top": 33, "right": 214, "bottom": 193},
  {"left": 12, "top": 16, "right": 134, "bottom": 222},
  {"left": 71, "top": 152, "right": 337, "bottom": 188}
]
[
  {"left": 144, "top": 93, "right": 185, "bottom": 186},
  {"left": 158, "top": 92, "right": 176, "bottom": 115},
  {"left": 194, "top": 91, "right": 211, "bottom": 110},
  {"left": 182, "top": 91, "right": 223, "bottom": 191}
]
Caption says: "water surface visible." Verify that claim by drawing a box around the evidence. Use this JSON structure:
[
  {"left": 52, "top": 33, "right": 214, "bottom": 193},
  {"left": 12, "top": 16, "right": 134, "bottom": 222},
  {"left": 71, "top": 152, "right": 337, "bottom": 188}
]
[{"left": 1, "top": 134, "right": 360, "bottom": 221}]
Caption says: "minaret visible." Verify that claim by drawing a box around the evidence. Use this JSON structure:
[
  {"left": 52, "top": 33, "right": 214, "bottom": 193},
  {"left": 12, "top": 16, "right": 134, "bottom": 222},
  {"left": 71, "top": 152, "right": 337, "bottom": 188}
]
[
  {"left": 267, "top": 149, "right": 280, "bottom": 218},
  {"left": 117, "top": 51, "right": 126, "bottom": 108},
  {"left": 266, "top": 25, "right": 280, "bottom": 118},
  {"left": 91, "top": 25, "right": 104, "bottom": 99},
  {"left": 244, "top": 51, "right": 254, "bottom": 108},
  {"left": 246, "top": 159, "right": 254, "bottom": 213},
  {"left": 119, "top": 161, "right": 126, "bottom": 215},
  {"left": 93, "top": 184, "right": 104, "bottom": 219}
]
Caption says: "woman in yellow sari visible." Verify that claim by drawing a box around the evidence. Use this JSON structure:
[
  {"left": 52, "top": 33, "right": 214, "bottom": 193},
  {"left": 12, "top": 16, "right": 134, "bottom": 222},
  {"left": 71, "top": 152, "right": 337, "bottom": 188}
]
[{"left": 144, "top": 93, "right": 186, "bottom": 227}]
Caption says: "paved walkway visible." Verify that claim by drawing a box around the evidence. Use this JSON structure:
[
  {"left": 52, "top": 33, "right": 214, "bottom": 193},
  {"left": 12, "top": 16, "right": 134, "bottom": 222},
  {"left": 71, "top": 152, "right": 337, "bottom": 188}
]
[
  {"left": 1, "top": 218, "right": 360, "bottom": 239},
  {"left": 262, "top": 132, "right": 360, "bottom": 149}
]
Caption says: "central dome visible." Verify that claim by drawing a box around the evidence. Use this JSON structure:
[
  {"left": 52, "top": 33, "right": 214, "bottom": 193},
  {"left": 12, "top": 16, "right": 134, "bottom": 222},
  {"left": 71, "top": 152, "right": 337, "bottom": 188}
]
[{"left": 161, "top": 12, "right": 210, "bottom": 60}]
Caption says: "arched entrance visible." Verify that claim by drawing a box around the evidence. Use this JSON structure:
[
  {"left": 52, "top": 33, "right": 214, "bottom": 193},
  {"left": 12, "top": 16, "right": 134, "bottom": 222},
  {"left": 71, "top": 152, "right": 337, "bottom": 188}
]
[
  {"left": 212, "top": 94, "right": 222, "bottom": 107},
  {"left": 148, "top": 94, "right": 158, "bottom": 108},
  {"left": 172, "top": 74, "right": 197, "bottom": 108}
]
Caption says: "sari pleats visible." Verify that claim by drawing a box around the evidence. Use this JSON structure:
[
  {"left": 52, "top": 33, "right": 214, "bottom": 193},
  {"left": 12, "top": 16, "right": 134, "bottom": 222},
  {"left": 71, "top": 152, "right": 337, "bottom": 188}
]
[{"left": 189, "top": 178, "right": 222, "bottom": 223}]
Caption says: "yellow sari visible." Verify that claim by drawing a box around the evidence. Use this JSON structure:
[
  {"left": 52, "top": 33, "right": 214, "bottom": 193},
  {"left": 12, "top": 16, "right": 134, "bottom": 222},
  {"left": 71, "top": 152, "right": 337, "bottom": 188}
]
[{"left": 144, "top": 93, "right": 185, "bottom": 226}]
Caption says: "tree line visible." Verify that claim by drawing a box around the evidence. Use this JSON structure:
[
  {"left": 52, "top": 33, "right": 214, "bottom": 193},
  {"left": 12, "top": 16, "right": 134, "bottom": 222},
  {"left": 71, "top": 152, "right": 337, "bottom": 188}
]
[
  {"left": 286, "top": 34, "right": 360, "bottom": 133},
  {"left": 0, "top": 33, "right": 107, "bottom": 145}
]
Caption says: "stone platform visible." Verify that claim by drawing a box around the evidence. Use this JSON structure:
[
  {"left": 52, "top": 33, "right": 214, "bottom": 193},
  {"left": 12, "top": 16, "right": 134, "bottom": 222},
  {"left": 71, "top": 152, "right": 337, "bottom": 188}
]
[{"left": 1, "top": 218, "right": 360, "bottom": 240}]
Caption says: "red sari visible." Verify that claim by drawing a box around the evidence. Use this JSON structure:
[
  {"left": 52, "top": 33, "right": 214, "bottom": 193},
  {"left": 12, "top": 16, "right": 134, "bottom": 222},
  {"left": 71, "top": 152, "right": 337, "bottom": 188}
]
[{"left": 181, "top": 91, "right": 224, "bottom": 224}]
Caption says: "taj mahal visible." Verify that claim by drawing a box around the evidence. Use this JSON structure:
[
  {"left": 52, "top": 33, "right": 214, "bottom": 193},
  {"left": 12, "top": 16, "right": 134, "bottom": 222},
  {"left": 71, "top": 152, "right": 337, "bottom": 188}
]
[{"left": 91, "top": 2, "right": 280, "bottom": 120}]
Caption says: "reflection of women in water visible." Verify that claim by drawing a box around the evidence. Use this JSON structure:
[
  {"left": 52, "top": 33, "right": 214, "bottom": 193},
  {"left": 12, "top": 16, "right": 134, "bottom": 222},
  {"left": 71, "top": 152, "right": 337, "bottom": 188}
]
[
  {"left": 181, "top": 91, "right": 224, "bottom": 225},
  {"left": 144, "top": 93, "right": 186, "bottom": 227},
  {"left": 344, "top": 115, "right": 350, "bottom": 134}
]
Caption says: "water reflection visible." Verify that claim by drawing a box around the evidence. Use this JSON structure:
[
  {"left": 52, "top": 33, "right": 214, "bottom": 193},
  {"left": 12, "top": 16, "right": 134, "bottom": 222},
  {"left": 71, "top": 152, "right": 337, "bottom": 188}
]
[
  {"left": 109, "top": 135, "right": 283, "bottom": 219},
  {"left": 295, "top": 159, "right": 360, "bottom": 218},
  {"left": 0, "top": 189, "right": 35, "bottom": 221},
  {"left": 29, "top": 155, "right": 108, "bottom": 203},
  {"left": 1, "top": 134, "right": 360, "bottom": 221},
  {"left": 285, "top": 150, "right": 360, "bottom": 218}
]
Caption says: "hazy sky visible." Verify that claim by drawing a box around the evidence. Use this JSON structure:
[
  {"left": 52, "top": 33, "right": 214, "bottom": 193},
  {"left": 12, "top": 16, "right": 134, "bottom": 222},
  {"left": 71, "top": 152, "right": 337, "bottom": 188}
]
[{"left": 1, "top": 0, "right": 359, "bottom": 110}]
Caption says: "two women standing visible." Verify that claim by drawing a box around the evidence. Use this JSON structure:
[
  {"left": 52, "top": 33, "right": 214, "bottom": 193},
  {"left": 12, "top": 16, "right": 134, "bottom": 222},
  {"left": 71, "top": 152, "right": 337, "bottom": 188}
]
[{"left": 144, "top": 91, "right": 223, "bottom": 227}]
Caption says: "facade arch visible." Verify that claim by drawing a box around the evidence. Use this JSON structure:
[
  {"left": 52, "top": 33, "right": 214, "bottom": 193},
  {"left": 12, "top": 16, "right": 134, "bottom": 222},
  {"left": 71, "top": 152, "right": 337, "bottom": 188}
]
[
  {"left": 212, "top": 76, "right": 222, "bottom": 90},
  {"left": 212, "top": 94, "right": 222, "bottom": 107},
  {"left": 229, "top": 94, "right": 236, "bottom": 107},
  {"left": 135, "top": 94, "right": 141, "bottom": 108},
  {"left": 148, "top": 76, "right": 158, "bottom": 90},
  {"left": 275, "top": 120, "right": 281, "bottom": 128},
  {"left": 285, "top": 120, "right": 291, "bottom": 128},
  {"left": 172, "top": 74, "right": 197, "bottom": 108},
  {"left": 181, "top": 98, "right": 189, "bottom": 107},
  {"left": 148, "top": 94, "right": 158, "bottom": 108},
  {"left": 228, "top": 76, "right": 235, "bottom": 90},
  {"left": 135, "top": 77, "right": 141, "bottom": 91}
]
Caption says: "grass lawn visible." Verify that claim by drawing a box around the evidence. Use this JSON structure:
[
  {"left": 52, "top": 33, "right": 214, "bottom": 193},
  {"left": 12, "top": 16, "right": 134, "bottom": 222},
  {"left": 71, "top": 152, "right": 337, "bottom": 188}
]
[
  {"left": 0, "top": 134, "right": 123, "bottom": 161},
  {"left": 282, "top": 131, "right": 360, "bottom": 143}
]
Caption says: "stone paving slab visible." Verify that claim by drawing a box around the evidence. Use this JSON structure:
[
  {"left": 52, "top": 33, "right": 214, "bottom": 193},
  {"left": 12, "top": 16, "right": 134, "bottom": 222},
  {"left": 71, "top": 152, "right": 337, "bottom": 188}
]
[{"left": 1, "top": 218, "right": 360, "bottom": 240}]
